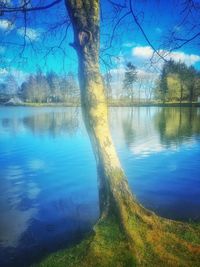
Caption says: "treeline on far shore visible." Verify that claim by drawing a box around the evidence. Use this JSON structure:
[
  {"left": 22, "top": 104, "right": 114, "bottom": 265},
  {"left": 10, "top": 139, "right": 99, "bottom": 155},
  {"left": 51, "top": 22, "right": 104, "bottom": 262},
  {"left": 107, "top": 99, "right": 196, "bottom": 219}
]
[
  {"left": 0, "top": 60, "right": 200, "bottom": 106},
  {"left": 0, "top": 70, "right": 79, "bottom": 105}
]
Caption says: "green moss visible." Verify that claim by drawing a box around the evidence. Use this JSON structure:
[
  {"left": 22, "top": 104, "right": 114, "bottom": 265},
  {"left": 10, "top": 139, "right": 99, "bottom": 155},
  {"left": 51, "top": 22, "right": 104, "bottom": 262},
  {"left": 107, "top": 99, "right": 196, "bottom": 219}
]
[{"left": 32, "top": 213, "right": 200, "bottom": 267}]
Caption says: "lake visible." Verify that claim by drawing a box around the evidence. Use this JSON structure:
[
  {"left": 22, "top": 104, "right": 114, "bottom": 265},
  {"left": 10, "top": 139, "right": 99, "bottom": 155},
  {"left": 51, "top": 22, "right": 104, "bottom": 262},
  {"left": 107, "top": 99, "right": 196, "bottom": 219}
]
[{"left": 0, "top": 106, "right": 200, "bottom": 267}]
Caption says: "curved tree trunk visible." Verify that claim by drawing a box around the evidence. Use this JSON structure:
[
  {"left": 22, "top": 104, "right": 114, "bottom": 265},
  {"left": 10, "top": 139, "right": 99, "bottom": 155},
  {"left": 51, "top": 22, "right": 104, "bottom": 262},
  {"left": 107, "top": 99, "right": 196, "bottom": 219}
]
[{"left": 65, "top": 0, "right": 136, "bottom": 222}]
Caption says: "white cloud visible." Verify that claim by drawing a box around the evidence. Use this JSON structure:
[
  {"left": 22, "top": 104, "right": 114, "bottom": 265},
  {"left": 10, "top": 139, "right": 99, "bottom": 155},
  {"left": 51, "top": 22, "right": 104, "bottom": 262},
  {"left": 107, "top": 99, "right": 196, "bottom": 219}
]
[
  {"left": 123, "top": 41, "right": 137, "bottom": 48},
  {"left": 0, "top": 19, "right": 14, "bottom": 31},
  {"left": 11, "top": 68, "right": 28, "bottom": 84},
  {"left": 167, "top": 51, "right": 200, "bottom": 66},
  {"left": 132, "top": 46, "right": 153, "bottom": 59},
  {"left": 17, "top": 27, "right": 41, "bottom": 41},
  {"left": 132, "top": 46, "right": 200, "bottom": 66},
  {"left": 0, "top": 68, "right": 28, "bottom": 85}
]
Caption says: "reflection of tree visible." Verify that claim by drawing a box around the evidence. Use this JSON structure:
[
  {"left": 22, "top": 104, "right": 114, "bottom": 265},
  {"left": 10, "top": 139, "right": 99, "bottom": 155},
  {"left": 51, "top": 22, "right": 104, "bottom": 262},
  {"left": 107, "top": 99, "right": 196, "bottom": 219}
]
[
  {"left": 24, "top": 109, "right": 79, "bottom": 137},
  {"left": 122, "top": 109, "right": 135, "bottom": 148},
  {"left": 154, "top": 108, "right": 200, "bottom": 146},
  {"left": 1, "top": 108, "right": 79, "bottom": 137}
]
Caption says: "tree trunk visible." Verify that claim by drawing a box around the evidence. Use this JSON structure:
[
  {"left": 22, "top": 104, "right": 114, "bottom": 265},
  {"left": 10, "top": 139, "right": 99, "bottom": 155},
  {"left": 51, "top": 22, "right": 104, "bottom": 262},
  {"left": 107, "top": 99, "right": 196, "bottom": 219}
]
[
  {"left": 65, "top": 0, "right": 138, "bottom": 226},
  {"left": 190, "top": 84, "right": 194, "bottom": 103},
  {"left": 180, "top": 82, "right": 183, "bottom": 104}
]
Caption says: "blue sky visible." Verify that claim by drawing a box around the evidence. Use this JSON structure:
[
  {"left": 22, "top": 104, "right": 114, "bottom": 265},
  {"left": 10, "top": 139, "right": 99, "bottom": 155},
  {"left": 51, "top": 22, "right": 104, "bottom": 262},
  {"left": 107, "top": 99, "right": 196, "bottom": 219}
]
[{"left": 0, "top": 0, "right": 200, "bottom": 85}]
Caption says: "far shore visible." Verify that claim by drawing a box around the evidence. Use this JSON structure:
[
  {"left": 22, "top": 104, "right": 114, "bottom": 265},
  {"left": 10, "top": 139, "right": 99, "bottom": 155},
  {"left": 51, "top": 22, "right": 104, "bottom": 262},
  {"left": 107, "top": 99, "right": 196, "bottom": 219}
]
[{"left": 1, "top": 101, "right": 200, "bottom": 108}]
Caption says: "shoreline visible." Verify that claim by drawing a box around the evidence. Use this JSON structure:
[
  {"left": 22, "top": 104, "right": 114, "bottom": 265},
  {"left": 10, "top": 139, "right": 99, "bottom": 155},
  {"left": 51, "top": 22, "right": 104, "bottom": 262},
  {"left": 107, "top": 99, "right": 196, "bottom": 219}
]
[{"left": 1, "top": 102, "right": 200, "bottom": 107}]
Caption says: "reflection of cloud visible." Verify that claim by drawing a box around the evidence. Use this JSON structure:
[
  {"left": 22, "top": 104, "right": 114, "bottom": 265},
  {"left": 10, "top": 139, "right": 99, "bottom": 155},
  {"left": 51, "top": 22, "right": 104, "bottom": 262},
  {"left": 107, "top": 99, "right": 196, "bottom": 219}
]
[
  {"left": 130, "top": 135, "right": 197, "bottom": 158},
  {"left": 131, "top": 140, "right": 165, "bottom": 157},
  {"left": 0, "top": 165, "right": 39, "bottom": 247},
  {"left": 28, "top": 159, "right": 46, "bottom": 171},
  {"left": 168, "top": 164, "right": 177, "bottom": 172},
  {"left": 6, "top": 165, "right": 23, "bottom": 180},
  {"left": 0, "top": 208, "right": 37, "bottom": 247}
]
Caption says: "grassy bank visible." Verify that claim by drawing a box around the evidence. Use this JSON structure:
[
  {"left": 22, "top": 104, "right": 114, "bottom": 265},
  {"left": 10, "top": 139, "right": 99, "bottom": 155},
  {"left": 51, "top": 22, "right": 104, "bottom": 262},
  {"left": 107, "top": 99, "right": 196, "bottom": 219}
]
[{"left": 32, "top": 214, "right": 200, "bottom": 267}]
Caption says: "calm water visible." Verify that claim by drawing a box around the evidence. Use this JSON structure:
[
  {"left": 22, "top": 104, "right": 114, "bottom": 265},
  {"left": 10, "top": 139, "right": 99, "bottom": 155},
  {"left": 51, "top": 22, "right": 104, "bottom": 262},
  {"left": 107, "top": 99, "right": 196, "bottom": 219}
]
[{"left": 0, "top": 106, "right": 200, "bottom": 266}]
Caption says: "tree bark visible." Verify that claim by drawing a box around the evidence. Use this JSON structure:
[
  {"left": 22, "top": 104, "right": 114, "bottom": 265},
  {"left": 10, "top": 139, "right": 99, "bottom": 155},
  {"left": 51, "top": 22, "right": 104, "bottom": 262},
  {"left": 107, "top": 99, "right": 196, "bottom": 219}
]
[
  {"left": 64, "top": 1, "right": 142, "bottom": 236},
  {"left": 180, "top": 81, "right": 183, "bottom": 104}
]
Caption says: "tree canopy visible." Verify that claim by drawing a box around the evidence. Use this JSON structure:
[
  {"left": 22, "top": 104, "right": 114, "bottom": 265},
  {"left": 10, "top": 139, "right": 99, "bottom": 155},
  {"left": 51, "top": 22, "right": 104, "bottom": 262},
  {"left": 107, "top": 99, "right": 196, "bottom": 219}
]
[{"left": 155, "top": 60, "right": 200, "bottom": 102}]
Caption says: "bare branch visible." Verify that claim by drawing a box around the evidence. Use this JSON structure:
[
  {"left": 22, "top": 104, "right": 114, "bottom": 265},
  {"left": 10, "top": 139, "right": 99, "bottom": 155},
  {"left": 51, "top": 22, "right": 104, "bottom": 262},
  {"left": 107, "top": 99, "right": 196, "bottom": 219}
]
[
  {"left": 0, "top": 0, "right": 62, "bottom": 13},
  {"left": 129, "top": 0, "right": 167, "bottom": 62}
]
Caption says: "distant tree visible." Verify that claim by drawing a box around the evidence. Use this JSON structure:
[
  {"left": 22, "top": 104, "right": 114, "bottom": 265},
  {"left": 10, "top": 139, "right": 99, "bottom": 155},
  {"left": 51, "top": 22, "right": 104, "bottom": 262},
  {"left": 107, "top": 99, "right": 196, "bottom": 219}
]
[
  {"left": 158, "top": 60, "right": 173, "bottom": 102},
  {"left": 186, "top": 66, "right": 200, "bottom": 103},
  {"left": 194, "top": 72, "right": 200, "bottom": 101},
  {"left": 166, "top": 73, "right": 182, "bottom": 102},
  {"left": 35, "top": 70, "right": 50, "bottom": 103},
  {"left": 4, "top": 75, "right": 18, "bottom": 96},
  {"left": 20, "top": 71, "right": 79, "bottom": 104},
  {"left": 123, "top": 62, "right": 137, "bottom": 102},
  {"left": 0, "top": 83, "right": 6, "bottom": 95},
  {"left": 21, "top": 71, "right": 50, "bottom": 103},
  {"left": 104, "top": 72, "right": 112, "bottom": 100},
  {"left": 47, "top": 72, "right": 61, "bottom": 102},
  {"left": 64, "top": 72, "right": 79, "bottom": 103},
  {"left": 176, "top": 62, "right": 189, "bottom": 103}
]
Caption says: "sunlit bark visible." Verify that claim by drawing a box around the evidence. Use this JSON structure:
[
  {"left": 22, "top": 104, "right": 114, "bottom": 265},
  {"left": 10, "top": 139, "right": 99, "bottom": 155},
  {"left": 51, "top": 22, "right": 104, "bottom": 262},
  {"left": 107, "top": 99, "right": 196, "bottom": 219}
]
[{"left": 65, "top": 0, "right": 137, "bottom": 225}]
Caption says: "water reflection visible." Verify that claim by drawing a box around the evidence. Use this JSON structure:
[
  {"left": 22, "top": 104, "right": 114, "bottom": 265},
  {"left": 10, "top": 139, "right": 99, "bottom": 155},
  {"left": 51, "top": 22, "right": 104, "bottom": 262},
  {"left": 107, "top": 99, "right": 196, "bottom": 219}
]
[
  {"left": 0, "top": 107, "right": 79, "bottom": 137},
  {"left": 23, "top": 109, "right": 79, "bottom": 137},
  {"left": 0, "top": 165, "right": 38, "bottom": 247},
  {"left": 111, "top": 107, "right": 200, "bottom": 157},
  {"left": 154, "top": 107, "right": 200, "bottom": 146},
  {"left": 0, "top": 107, "right": 200, "bottom": 267},
  {"left": 122, "top": 109, "right": 135, "bottom": 147},
  {"left": 109, "top": 107, "right": 200, "bottom": 222},
  {"left": 0, "top": 107, "right": 98, "bottom": 267}
]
